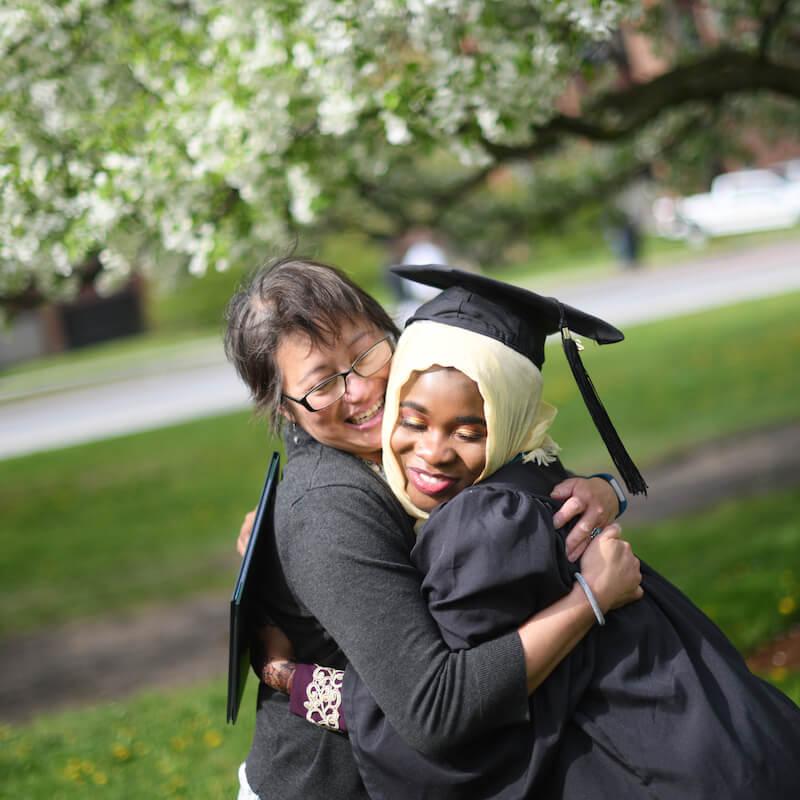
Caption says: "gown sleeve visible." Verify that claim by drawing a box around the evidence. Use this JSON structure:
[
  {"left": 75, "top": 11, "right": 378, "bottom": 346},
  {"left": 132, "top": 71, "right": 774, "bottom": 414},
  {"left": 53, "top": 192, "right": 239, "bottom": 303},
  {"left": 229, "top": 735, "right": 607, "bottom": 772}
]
[{"left": 413, "top": 483, "right": 578, "bottom": 650}]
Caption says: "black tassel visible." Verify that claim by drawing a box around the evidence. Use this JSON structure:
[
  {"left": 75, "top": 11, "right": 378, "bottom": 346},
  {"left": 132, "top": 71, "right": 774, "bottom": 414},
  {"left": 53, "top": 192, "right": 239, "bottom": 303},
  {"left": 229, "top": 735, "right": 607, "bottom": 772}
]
[{"left": 560, "top": 327, "right": 648, "bottom": 496}]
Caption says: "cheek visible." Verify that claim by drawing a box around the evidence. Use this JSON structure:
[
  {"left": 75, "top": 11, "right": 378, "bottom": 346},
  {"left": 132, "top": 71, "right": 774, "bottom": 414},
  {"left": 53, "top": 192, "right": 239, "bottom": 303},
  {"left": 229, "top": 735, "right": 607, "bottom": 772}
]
[
  {"left": 465, "top": 445, "right": 487, "bottom": 479},
  {"left": 373, "top": 370, "right": 390, "bottom": 395},
  {"left": 390, "top": 427, "right": 414, "bottom": 459},
  {"left": 303, "top": 406, "right": 342, "bottom": 440}
]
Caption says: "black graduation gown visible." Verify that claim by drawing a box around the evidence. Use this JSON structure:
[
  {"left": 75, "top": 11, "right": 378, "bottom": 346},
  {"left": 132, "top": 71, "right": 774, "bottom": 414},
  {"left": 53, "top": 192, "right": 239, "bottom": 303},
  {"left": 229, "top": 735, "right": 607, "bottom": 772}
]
[{"left": 345, "top": 460, "right": 800, "bottom": 799}]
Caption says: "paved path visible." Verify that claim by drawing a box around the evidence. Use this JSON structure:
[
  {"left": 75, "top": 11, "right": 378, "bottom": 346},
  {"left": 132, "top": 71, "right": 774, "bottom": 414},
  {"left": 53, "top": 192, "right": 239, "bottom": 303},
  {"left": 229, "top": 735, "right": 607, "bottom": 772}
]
[
  {"left": 0, "top": 359, "right": 248, "bottom": 460},
  {"left": 2, "top": 421, "right": 798, "bottom": 723},
  {"left": 532, "top": 237, "right": 800, "bottom": 328},
  {"left": 1, "top": 238, "right": 798, "bottom": 461}
]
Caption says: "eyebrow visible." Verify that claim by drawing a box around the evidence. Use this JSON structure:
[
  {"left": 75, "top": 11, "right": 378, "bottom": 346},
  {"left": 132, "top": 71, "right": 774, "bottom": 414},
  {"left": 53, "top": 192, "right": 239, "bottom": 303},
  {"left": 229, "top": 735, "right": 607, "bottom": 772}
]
[
  {"left": 399, "top": 401, "right": 486, "bottom": 426},
  {"left": 298, "top": 362, "right": 335, "bottom": 386},
  {"left": 297, "top": 330, "right": 372, "bottom": 385}
]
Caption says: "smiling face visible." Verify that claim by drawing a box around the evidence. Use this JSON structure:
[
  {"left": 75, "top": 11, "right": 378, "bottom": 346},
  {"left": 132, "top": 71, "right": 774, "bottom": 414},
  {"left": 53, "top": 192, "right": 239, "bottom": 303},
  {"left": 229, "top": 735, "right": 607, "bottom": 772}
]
[
  {"left": 390, "top": 367, "right": 487, "bottom": 512},
  {"left": 277, "top": 316, "right": 391, "bottom": 462}
]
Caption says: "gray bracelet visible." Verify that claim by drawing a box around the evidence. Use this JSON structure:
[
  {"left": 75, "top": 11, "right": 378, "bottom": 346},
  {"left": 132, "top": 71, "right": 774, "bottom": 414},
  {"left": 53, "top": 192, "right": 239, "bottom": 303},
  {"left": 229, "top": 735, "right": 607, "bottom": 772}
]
[{"left": 575, "top": 573, "right": 606, "bottom": 626}]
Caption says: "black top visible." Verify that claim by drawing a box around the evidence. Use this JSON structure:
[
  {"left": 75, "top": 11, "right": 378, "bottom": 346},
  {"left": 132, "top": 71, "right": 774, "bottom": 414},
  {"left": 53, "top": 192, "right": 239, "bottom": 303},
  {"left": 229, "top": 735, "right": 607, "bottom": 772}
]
[{"left": 345, "top": 459, "right": 800, "bottom": 799}]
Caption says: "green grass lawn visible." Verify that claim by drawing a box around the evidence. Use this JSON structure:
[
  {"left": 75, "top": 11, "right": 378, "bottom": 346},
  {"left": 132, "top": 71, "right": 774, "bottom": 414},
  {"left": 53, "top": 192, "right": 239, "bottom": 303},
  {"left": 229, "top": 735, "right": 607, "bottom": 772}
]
[
  {"left": 1, "top": 671, "right": 797, "bottom": 800},
  {"left": 1, "top": 290, "right": 798, "bottom": 635},
  {"left": 1, "top": 488, "right": 797, "bottom": 800},
  {"left": 0, "top": 678, "right": 256, "bottom": 799},
  {"left": 0, "top": 412, "right": 276, "bottom": 635},
  {"left": 545, "top": 289, "right": 800, "bottom": 470}
]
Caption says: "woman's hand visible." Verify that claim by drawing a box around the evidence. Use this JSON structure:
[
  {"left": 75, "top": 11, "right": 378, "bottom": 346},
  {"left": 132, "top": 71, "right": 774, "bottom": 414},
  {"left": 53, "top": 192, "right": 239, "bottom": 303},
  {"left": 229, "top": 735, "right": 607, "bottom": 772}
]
[
  {"left": 551, "top": 477, "right": 620, "bottom": 562},
  {"left": 236, "top": 509, "right": 256, "bottom": 557},
  {"left": 578, "top": 524, "right": 643, "bottom": 614},
  {"left": 253, "top": 624, "right": 297, "bottom": 694}
]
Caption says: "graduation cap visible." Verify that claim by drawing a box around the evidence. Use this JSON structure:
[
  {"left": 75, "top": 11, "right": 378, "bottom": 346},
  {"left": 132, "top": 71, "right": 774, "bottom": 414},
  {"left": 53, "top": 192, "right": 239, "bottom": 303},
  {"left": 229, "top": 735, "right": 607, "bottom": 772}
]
[{"left": 391, "top": 264, "right": 647, "bottom": 496}]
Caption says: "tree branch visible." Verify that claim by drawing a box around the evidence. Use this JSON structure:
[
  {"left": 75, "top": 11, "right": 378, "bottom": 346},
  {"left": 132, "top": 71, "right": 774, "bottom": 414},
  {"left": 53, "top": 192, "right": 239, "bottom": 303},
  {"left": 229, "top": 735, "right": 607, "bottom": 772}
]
[
  {"left": 438, "top": 111, "right": 706, "bottom": 255},
  {"left": 759, "top": 0, "right": 793, "bottom": 61},
  {"left": 317, "top": 48, "right": 800, "bottom": 245},
  {"left": 481, "top": 49, "right": 800, "bottom": 162},
  {"left": 398, "top": 49, "right": 800, "bottom": 221}
]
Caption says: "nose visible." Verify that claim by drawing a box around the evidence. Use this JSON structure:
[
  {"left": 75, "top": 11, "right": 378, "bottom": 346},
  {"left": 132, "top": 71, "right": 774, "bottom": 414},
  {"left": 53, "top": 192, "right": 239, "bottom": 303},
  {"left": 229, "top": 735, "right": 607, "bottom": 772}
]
[
  {"left": 342, "top": 370, "right": 372, "bottom": 403},
  {"left": 417, "top": 430, "right": 453, "bottom": 466}
]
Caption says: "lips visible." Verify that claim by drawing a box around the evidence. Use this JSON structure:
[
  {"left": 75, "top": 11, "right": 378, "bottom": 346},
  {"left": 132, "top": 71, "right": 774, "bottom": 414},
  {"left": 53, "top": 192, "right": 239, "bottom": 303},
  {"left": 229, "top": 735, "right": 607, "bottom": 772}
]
[{"left": 406, "top": 466, "right": 459, "bottom": 497}]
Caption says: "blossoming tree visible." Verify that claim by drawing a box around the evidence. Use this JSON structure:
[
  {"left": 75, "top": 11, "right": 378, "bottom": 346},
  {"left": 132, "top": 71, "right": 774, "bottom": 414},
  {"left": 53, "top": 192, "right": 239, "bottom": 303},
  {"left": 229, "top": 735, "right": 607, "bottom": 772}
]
[{"left": 2, "top": 0, "right": 798, "bottom": 308}]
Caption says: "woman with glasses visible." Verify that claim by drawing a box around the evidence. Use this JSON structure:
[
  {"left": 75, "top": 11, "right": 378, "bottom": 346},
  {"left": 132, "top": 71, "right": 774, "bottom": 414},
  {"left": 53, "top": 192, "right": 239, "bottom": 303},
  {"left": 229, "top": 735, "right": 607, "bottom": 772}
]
[{"left": 224, "top": 257, "right": 640, "bottom": 800}]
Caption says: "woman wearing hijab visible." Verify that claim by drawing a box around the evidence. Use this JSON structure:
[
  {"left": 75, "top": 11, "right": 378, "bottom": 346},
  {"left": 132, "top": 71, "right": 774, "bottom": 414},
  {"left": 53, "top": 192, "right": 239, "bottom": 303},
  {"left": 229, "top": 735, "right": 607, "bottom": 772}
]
[{"left": 285, "top": 266, "right": 800, "bottom": 799}]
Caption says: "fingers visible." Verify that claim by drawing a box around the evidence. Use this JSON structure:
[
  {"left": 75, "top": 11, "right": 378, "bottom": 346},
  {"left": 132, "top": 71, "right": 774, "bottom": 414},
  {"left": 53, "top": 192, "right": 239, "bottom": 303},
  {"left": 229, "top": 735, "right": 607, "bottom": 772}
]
[
  {"left": 614, "top": 583, "right": 645, "bottom": 610},
  {"left": 565, "top": 536, "right": 589, "bottom": 564},
  {"left": 236, "top": 509, "right": 257, "bottom": 557},
  {"left": 572, "top": 501, "right": 614, "bottom": 535},
  {"left": 553, "top": 478, "right": 616, "bottom": 563},
  {"left": 552, "top": 477, "right": 616, "bottom": 530},
  {"left": 556, "top": 501, "right": 614, "bottom": 540},
  {"left": 550, "top": 476, "right": 579, "bottom": 500},
  {"left": 600, "top": 522, "right": 622, "bottom": 540},
  {"left": 565, "top": 521, "right": 622, "bottom": 563},
  {"left": 587, "top": 477, "right": 619, "bottom": 527},
  {"left": 579, "top": 525, "right": 639, "bottom": 611},
  {"left": 553, "top": 494, "right": 585, "bottom": 529}
]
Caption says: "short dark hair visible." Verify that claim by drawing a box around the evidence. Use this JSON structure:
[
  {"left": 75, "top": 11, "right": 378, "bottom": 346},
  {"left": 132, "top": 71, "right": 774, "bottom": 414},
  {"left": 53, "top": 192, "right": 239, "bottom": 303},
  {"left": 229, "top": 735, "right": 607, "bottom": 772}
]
[{"left": 224, "top": 256, "right": 399, "bottom": 431}]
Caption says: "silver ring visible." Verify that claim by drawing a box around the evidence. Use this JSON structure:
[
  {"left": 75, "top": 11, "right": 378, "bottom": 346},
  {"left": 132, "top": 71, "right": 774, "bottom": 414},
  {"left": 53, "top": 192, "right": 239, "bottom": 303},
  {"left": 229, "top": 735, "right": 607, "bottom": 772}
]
[{"left": 589, "top": 527, "right": 603, "bottom": 540}]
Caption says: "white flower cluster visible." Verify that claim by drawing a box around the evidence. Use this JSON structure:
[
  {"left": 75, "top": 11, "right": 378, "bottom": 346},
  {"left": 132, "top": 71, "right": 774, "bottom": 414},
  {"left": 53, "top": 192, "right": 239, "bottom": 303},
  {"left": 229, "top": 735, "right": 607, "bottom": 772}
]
[{"left": 0, "top": 0, "right": 639, "bottom": 301}]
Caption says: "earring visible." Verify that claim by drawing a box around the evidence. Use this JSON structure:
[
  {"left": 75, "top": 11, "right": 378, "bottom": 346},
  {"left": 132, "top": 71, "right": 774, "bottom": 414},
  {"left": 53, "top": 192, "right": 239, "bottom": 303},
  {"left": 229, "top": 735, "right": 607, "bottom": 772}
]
[{"left": 292, "top": 422, "right": 299, "bottom": 445}]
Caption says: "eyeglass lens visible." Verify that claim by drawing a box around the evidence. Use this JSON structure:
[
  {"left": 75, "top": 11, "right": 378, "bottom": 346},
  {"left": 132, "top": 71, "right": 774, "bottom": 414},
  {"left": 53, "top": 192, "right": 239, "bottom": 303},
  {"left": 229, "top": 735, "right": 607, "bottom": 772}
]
[{"left": 306, "top": 338, "right": 392, "bottom": 410}]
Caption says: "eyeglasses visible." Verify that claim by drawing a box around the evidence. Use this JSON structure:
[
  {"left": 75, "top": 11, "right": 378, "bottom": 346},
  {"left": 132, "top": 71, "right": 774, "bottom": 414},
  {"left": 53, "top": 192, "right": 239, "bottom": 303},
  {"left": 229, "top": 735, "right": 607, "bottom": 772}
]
[{"left": 282, "top": 335, "right": 395, "bottom": 413}]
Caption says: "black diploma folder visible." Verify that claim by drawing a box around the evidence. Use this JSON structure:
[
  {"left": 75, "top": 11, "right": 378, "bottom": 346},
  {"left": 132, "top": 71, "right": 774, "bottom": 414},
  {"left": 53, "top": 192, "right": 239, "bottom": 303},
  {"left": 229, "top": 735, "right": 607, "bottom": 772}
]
[{"left": 227, "top": 451, "right": 281, "bottom": 724}]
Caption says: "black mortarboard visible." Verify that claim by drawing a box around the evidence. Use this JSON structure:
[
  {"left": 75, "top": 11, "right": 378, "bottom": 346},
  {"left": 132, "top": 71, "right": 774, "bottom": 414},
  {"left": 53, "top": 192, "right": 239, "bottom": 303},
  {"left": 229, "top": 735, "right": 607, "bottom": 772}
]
[{"left": 391, "top": 264, "right": 647, "bottom": 495}]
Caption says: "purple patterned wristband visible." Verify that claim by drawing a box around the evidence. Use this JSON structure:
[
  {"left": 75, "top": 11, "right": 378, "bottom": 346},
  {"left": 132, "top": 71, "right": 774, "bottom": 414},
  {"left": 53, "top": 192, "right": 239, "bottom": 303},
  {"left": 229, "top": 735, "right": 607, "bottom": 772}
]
[{"left": 289, "top": 663, "right": 347, "bottom": 733}]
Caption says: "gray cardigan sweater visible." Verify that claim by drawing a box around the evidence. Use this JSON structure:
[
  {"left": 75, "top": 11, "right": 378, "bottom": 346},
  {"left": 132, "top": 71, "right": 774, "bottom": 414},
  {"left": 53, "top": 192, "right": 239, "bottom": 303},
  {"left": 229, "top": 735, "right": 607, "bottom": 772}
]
[{"left": 244, "top": 427, "right": 528, "bottom": 799}]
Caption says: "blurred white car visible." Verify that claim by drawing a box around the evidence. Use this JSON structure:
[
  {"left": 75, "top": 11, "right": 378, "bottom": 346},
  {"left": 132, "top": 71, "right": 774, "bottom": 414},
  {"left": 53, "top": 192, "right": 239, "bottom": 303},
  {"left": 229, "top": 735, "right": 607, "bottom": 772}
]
[
  {"left": 653, "top": 168, "right": 800, "bottom": 242},
  {"left": 771, "top": 158, "right": 800, "bottom": 183}
]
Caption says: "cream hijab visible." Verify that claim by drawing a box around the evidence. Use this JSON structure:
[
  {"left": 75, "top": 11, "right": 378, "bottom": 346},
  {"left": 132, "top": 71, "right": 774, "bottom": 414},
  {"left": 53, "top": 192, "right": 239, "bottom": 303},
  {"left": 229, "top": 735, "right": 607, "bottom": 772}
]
[{"left": 382, "top": 320, "right": 560, "bottom": 522}]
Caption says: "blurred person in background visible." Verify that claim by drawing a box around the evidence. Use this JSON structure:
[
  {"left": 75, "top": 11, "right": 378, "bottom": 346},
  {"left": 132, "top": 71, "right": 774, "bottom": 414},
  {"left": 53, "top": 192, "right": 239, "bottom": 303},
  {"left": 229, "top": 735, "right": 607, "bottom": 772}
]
[{"left": 387, "top": 227, "right": 451, "bottom": 325}]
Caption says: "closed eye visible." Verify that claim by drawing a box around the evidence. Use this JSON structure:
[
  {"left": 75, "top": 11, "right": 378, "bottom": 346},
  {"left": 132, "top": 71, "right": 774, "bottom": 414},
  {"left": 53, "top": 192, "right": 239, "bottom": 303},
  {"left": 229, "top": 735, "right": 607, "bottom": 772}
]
[
  {"left": 399, "top": 416, "right": 427, "bottom": 431},
  {"left": 455, "top": 428, "right": 486, "bottom": 442}
]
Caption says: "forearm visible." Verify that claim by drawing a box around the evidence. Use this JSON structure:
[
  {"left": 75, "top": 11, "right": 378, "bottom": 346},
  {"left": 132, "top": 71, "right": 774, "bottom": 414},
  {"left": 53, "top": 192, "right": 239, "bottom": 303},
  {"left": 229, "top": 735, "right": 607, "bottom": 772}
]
[
  {"left": 517, "top": 583, "right": 597, "bottom": 694},
  {"left": 283, "top": 582, "right": 595, "bottom": 720}
]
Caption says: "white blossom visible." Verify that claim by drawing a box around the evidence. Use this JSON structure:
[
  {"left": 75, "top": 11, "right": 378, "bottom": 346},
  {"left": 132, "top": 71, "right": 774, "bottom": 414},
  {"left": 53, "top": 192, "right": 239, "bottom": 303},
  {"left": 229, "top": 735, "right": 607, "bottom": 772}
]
[
  {"left": 287, "top": 164, "right": 320, "bottom": 225},
  {"left": 382, "top": 112, "right": 412, "bottom": 145},
  {"left": 0, "top": 0, "right": 642, "bottom": 302},
  {"left": 317, "top": 89, "right": 365, "bottom": 136}
]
